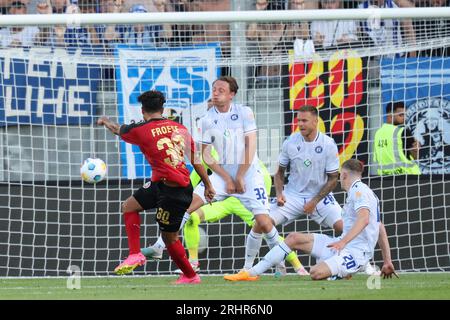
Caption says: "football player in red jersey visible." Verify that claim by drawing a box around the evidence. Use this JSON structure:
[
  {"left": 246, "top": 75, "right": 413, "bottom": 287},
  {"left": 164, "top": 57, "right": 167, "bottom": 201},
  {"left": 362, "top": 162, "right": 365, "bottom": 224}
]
[{"left": 98, "top": 90, "right": 215, "bottom": 284}]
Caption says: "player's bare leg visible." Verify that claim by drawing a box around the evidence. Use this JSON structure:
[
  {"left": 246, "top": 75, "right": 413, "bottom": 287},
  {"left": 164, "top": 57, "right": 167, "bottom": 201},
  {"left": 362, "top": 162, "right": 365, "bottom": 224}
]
[
  {"left": 265, "top": 216, "right": 308, "bottom": 276},
  {"left": 251, "top": 214, "right": 308, "bottom": 276},
  {"left": 186, "top": 194, "right": 207, "bottom": 214},
  {"left": 242, "top": 214, "right": 280, "bottom": 271},
  {"left": 284, "top": 232, "right": 315, "bottom": 253},
  {"left": 225, "top": 232, "right": 314, "bottom": 281},
  {"left": 114, "top": 196, "right": 146, "bottom": 275},
  {"left": 333, "top": 220, "right": 343, "bottom": 235}
]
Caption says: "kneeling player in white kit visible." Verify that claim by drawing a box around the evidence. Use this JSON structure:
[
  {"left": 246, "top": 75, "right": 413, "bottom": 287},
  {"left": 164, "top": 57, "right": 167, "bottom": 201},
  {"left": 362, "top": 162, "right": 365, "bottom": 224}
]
[{"left": 224, "top": 159, "right": 398, "bottom": 281}]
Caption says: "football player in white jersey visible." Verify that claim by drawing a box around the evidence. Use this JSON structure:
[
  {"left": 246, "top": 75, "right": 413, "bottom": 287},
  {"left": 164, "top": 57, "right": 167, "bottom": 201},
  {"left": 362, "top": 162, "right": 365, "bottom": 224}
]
[
  {"left": 227, "top": 106, "right": 343, "bottom": 279},
  {"left": 196, "top": 76, "right": 283, "bottom": 275},
  {"left": 272, "top": 106, "right": 342, "bottom": 233},
  {"left": 224, "top": 159, "right": 398, "bottom": 281}
]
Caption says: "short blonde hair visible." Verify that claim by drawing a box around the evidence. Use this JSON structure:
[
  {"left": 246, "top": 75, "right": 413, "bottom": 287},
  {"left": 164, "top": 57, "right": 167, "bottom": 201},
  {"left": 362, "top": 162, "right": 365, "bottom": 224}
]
[{"left": 342, "top": 159, "right": 364, "bottom": 174}]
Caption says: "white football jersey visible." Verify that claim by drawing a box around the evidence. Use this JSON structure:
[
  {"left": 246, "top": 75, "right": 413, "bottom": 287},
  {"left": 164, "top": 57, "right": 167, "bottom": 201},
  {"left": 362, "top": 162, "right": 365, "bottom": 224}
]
[
  {"left": 200, "top": 104, "right": 259, "bottom": 179},
  {"left": 342, "top": 180, "right": 380, "bottom": 260},
  {"left": 279, "top": 132, "right": 340, "bottom": 197}
]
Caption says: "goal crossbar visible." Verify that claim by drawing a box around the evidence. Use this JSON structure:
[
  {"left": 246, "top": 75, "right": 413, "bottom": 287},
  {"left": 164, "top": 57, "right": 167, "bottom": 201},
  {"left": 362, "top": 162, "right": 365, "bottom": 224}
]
[{"left": 1, "top": 8, "right": 450, "bottom": 27}]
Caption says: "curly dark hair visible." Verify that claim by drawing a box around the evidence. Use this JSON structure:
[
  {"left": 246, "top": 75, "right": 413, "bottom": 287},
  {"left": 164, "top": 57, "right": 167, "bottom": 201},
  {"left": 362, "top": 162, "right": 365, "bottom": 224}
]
[{"left": 137, "top": 90, "right": 166, "bottom": 113}]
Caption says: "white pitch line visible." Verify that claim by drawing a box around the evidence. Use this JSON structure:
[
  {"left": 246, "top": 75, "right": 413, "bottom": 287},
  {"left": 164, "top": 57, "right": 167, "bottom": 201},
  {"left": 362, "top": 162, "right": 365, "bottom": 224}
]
[
  {"left": 0, "top": 279, "right": 447, "bottom": 293},
  {"left": 0, "top": 282, "right": 315, "bottom": 291}
]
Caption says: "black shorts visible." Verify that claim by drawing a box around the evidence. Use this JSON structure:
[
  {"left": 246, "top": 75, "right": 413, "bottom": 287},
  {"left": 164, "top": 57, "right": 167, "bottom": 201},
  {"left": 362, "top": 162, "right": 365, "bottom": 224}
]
[{"left": 133, "top": 181, "right": 193, "bottom": 232}]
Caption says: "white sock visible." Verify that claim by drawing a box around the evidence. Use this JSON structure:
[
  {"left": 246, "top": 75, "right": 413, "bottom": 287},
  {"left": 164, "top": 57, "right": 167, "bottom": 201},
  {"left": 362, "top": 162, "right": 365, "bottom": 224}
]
[
  {"left": 153, "top": 236, "right": 166, "bottom": 250},
  {"left": 179, "top": 212, "right": 191, "bottom": 231},
  {"left": 265, "top": 226, "right": 281, "bottom": 249},
  {"left": 250, "top": 242, "right": 292, "bottom": 276},
  {"left": 244, "top": 230, "right": 263, "bottom": 270}
]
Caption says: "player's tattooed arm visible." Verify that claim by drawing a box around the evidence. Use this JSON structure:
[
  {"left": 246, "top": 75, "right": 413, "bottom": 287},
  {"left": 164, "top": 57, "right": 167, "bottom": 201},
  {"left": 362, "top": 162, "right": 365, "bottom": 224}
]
[
  {"left": 304, "top": 171, "right": 339, "bottom": 214},
  {"left": 312, "top": 171, "right": 339, "bottom": 203},
  {"left": 315, "top": 171, "right": 339, "bottom": 201},
  {"left": 97, "top": 116, "right": 121, "bottom": 135}
]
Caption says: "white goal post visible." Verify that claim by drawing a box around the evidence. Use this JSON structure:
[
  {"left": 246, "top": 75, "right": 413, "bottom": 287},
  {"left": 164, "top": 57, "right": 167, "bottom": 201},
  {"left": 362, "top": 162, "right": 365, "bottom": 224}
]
[{"left": 0, "top": 6, "right": 449, "bottom": 276}]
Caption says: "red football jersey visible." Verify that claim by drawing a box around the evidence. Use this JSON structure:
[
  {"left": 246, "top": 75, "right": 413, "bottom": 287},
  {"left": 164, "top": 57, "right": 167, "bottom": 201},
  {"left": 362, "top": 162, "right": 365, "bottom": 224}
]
[{"left": 119, "top": 118, "right": 194, "bottom": 187}]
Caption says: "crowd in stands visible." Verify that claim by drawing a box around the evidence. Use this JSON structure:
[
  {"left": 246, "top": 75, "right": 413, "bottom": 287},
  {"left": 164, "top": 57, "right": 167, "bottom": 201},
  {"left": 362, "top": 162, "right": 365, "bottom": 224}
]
[
  {"left": 0, "top": 0, "right": 449, "bottom": 76},
  {"left": 0, "top": 0, "right": 177, "bottom": 50}
]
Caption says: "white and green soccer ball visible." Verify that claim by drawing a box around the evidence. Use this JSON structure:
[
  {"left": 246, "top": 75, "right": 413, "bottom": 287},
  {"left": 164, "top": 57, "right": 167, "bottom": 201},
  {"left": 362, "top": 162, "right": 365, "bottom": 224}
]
[{"left": 80, "top": 158, "right": 107, "bottom": 184}]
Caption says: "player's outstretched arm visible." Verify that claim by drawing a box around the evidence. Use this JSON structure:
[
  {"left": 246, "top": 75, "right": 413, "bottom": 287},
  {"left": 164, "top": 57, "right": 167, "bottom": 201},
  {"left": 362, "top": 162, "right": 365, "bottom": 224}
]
[
  {"left": 189, "top": 147, "right": 215, "bottom": 203},
  {"left": 97, "top": 116, "right": 121, "bottom": 136},
  {"left": 378, "top": 222, "right": 399, "bottom": 279},
  {"left": 327, "top": 209, "right": 369, "bottom": 252}
]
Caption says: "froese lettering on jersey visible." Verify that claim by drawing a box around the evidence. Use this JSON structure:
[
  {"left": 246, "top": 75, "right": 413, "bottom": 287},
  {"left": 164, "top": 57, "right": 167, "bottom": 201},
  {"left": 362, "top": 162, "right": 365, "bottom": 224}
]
[{"left": 151, "top": 125, "right": 179, "bottom": 137}]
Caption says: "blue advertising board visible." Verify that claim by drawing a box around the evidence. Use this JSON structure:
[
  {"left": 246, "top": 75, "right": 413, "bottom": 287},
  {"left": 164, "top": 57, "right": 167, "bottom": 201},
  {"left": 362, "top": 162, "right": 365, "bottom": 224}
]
[
  {"left": 115, "top": 43, "right": 221, "bottom": 179},
  {"left": 0, "top": 47, "right": 100, "bottom": 126},
  {"left": 381, "top": 57, "right": 450, "bottom": 174}
]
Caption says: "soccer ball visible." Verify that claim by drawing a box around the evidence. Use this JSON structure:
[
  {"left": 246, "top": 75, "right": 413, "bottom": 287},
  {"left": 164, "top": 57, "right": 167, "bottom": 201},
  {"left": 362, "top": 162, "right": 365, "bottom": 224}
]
[{"left": 80, "top": 158, "right": 107, "bottom": 183}]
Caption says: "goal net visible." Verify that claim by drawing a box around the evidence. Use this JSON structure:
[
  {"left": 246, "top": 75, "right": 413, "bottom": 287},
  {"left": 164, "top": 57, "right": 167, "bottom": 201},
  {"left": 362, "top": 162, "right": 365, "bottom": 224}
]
[{"left": 0, "top": 2, "right": 449, "bottom": 276}]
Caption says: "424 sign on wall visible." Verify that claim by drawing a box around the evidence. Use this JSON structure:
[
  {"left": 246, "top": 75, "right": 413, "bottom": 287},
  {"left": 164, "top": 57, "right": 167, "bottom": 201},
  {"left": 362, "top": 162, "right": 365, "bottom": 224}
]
[{"left": 286, "top": 50, "right": 368, "bottom": 166}]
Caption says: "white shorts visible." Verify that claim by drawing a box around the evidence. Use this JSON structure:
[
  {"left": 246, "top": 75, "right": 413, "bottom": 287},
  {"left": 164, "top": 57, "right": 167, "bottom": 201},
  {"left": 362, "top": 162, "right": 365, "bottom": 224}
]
[
  {"left": 194, "top": 170, "right": 269, "bottom": 215},
  {"left": 311, "top": 233, "right": 366, "bottom": 278},
  {"left": 270, "top": 192, "right": 342, "bottom": 228}
]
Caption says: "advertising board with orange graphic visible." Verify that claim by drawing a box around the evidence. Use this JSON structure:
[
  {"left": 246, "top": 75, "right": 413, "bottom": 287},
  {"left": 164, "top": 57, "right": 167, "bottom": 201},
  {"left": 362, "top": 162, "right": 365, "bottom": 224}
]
[{"left": 286, "top": 50, "right": 368, "bottom": 167}]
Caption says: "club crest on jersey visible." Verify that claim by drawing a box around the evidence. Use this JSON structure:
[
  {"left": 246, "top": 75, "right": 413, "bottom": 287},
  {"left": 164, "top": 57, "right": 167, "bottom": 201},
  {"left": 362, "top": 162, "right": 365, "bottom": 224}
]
[
  {"left": 231, "top": 114, "right": 239, "bottom": 121},
  {"left": 214, "top": 120, "right": 218, "bottom": 124},
  {"left": 304, "top": 159, "right": 312, "bottom": 167},
  {"left": 315, "top": 146, "right": 323, "bottom": 153},
  {"left": 143, "top": 181, "right": 152, "bottom": 189}
]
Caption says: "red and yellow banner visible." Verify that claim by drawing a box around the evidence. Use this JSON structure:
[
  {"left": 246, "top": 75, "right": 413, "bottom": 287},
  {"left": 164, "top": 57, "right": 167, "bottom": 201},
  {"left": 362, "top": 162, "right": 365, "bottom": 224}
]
[{"left": 286, "top": 50, "right": 368, "bottom": 166}]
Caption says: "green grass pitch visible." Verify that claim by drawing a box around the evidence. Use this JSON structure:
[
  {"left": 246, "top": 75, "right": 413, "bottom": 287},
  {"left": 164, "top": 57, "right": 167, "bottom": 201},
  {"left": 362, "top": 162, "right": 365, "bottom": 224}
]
[{"left": 0, "top": 273, "right": 448, "bottom": 300}]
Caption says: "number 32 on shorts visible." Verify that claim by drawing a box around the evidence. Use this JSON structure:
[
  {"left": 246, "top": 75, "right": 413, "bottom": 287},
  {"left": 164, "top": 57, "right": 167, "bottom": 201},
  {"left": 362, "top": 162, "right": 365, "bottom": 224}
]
[{"left": 254, "top": 188, "right": 267, "bottom": 200}]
